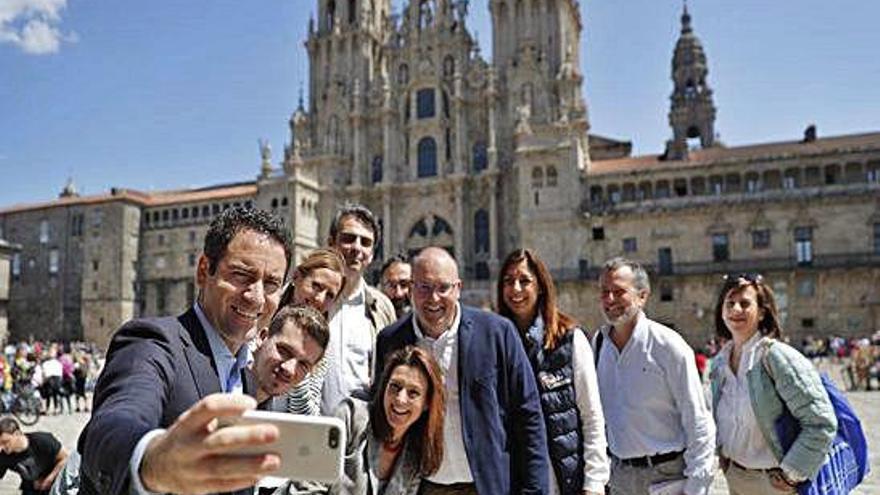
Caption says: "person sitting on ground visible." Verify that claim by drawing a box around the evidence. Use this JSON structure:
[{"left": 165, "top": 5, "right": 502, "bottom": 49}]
[{"left": 0, "top": 417, "right": 68, "bottom": 495}]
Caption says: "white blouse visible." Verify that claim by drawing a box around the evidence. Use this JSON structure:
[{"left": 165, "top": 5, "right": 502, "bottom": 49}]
[
  {"left": 548, "top": 329, "right": 610, "bottom": 495},
  {"left": 715, "top": 333, "right": 778, "bottom": 469}
]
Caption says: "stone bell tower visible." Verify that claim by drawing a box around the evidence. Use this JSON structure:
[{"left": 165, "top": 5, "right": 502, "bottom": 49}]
[{"left": 666, "top": 3, "right": 717, "bottom": 160}]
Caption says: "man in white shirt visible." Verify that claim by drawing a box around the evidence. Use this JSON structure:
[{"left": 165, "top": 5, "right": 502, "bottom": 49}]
[
  {"left": 320, "top": 204, "right": 396, "bottom": 414},
  {"left": 594, "top": 257, "right": 715, "bottom": 495}
]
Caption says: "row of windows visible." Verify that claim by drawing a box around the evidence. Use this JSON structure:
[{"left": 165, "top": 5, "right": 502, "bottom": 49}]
[
  {"left": 591, "top": 161, "right": 880, "bottom": 206},
  {"left": 10, "top": 249, "right": 59, "bottom": 278},
  {"left": 532, "top": 166, "right": 559, "bottom": 188},
  {"left": 143, "top": 200, "right": 253, "bottom": 228},
  {"left": 398, "top": 54, "right": 457, "bottom": 86},
  {"left": 600, "top": 223, "right": 880, "bottom": 271},
  {"left": 370, "top": 140, "right": 488, "bottom": 183}
]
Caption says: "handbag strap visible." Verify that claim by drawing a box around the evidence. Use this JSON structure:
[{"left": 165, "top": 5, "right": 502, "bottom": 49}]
[{"left": 759, "top": 338, "right": 778, "bottom": 385}]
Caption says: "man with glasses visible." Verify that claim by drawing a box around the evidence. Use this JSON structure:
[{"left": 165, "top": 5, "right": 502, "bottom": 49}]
[
  {"left": 380, "top": 253, "right": 412, "bottom": 318},
  {"left": 374, "top": 247, "right": 549, "bottom": 495},
  {"left": 321, "top": 204, "right": 396, "bottom": 414},
  {"left": 594, "top": 257, "right": 715, "bottom": 495}
]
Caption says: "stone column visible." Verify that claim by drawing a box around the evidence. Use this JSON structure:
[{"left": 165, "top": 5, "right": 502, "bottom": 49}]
[
  {"left": 383, "top": 189, "right": 392, "bottom": 253},
  {"left": 454, "top": 74, "right": 465, "bottom": 173},
  {"left": 454, "top": 185, "right": 464, "bottom": 263},
  {"left": 488, "top": 178, "right": 499, "bottom": 274},
  {"left": 351, "top": 78, "right": 363, "bottom": 187},
  {"left": 487, "top": 69, "right": 499, "bottom": 170}
]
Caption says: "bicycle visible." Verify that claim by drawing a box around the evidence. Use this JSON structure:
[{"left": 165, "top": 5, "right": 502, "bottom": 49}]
[{"left": 1, "top": 384, "right": 43, "bottom": 426}]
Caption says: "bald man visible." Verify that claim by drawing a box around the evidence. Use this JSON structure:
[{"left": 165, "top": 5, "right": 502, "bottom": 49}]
[{"left": 374, "top": 247, "right": 549, "bottom": 495}]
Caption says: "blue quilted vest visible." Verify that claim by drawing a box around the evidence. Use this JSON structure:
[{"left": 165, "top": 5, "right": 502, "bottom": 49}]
[{"left": 522, "top": 318, "right": 585, "bottom": 495}]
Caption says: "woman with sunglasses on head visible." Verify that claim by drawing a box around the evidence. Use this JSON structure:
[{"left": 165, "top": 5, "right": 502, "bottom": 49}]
[
  {"left": 711, "top": 273, "right": 836, "bottom": 494},
  {"left": 261, "top": 248, "right": 346, "bottom": 416},
  {"left": 496, "top": 249, "right": 609, "bottom": 495},
  {"left": 332, "top": 345, "right": 445, "bottom": 495}
]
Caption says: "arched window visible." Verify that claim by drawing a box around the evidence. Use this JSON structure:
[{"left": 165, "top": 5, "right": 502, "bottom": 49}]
[
  {"left": 546, "top": 166, "right": 558, "bottom": 187},
  {"left": 472, "top": 142, "right": 488, "bottom": 172},
  {"left": 417, "top": 137, "right": 437, "bottom": 177},
  {"left": 348, "top": 0, "right": 356, "bottom": 24},
  {"left": 371, "top": 155, "right": 383, "bottom": 184},
  {"left": 417, "top": 88, "right": 436, "bottom": 119},
  {"left": 443, "top": 55, "right": 455, "bottom": 77},
  {"left": 531, "top": 167, "right": 544, "bottom": 188},
  {"left": 398, "top": 64, "right": 409, "bottom": 85},
  {"left": 419, "top": 0, "right": 434, "bottom": 30},
  {"left": 327, "top": 0, "right": 336, "bottom": 30},
  {"left": 474, "top": 209, "right": 489, "bottom": 254}
]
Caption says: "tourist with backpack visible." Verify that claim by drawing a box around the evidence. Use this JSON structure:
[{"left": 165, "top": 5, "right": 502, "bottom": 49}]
[{"left": 710, "top": 273, "right": 868, "bottom": 494}]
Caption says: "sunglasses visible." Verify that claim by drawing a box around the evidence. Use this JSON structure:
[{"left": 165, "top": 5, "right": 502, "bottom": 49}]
[{"left": 723, "top": 272, "right": 763, "bottom": 284}]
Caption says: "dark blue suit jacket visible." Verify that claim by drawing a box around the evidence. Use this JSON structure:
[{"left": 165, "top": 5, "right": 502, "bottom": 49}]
[
  {"left": 78, "top": 308, "right": 254, "bottom": 495},
  {"left": 374, "top": 306, "right": 550, "bottom": 495}
]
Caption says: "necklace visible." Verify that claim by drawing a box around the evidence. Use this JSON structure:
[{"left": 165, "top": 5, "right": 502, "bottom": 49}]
[{"left": 382, "top": 438, "right": 403, "bottom": 454}]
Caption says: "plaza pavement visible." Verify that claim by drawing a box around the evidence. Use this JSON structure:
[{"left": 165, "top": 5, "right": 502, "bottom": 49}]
[{"left": 2, "top": 379, "right": 876, "bottom": 493}]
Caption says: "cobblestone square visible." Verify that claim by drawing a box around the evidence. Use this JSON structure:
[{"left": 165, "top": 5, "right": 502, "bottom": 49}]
[{"left": 2, "top": 387, "right": 876, "bottom": 494}]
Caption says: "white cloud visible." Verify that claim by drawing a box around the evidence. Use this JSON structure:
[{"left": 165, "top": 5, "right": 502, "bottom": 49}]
[{"left": 0, "top": 0, "right": 76, "bottom": 55}]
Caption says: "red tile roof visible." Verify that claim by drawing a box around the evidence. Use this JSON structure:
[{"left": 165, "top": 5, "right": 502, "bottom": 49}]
[{"left": 590, "top": 131, "right": 880, "bottom": 176}]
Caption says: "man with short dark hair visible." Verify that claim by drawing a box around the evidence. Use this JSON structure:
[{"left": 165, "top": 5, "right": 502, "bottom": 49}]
[
  {"left": 0, "top": 417, "right": 68, "bottom": 495},
  {"left": 79, "top": 207, "right": 292, "bottom": 495},
  {"left": 380, "top": 254, "right": 412, "bottom": 318},
  {"left": 252, "top": 305, "right": 329, "bottom": 409},
  {"left": 594, "top": 257, "right": 715, "bottom": 495},
  {"left": 375, "top": 247, "right": 549, "bottom": 495},
  {"left": 321, "top": 204, "right": 396, "bottom": 414}
]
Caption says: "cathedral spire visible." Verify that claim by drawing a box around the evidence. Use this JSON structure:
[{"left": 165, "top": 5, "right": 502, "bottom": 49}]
[{"left": 665, "top": 1, "right": 717, "bottom": 160}]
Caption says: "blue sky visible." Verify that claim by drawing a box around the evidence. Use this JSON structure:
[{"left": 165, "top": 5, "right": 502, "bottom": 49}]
[{"left": 1, "top": 0, "right": 878, "bottom": 207}]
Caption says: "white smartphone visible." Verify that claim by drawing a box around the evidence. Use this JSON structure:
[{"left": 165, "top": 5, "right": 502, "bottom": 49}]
[{"left": 219, "top": 410, "right": 346, "bottom": 483}]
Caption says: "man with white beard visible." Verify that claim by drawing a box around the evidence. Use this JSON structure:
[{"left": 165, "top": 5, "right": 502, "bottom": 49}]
[{"left": 593, "top": 257, "right": 715, "bottom": 495}]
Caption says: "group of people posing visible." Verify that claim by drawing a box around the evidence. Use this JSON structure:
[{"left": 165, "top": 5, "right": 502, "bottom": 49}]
[{"left": 62, "top": 204, "right": 838, "bottom": 495}]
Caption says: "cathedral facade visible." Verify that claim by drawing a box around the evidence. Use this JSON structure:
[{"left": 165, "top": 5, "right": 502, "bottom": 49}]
[{"left": 1, "top": 1, "right": 878, "bottom": 349}]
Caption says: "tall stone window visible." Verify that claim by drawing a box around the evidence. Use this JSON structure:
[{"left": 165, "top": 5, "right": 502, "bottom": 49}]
[
  {"left": 39, "top": 220, "right": 49, "bottom": 244},
  {"left": 472, "top": 142, "right": 488, "bottom": 172},
  {"left": 12, "top": 252, "right": 21, "bottom": 278},
  {"left": 658, "top": 247, "right": 673, "bottom": 275},
  {"left": 712, "top": 233, "right": 729, "bottom": 262},
  {"left": 49, "top": 249, "right": 59, "bottom": 274},
  {"left": 417, "top": 137, "right": 437, "bottom": 177},
  {"left": 532, "top": 167, "right": 544, "bottom": 188},
  {"left": 443, "top": 55, "right": 455, "bottom": 77},
  {"left": 794, "top": 227, "right": 813, "bottom": 266},
  {"left": 416, "top": 88, "right": 436, "bottom": 119},
  {"left": 873, "top": 223, "right": 880, "bottom": 255},
  {"left": 752, "top": 229, "right": 771, "bottom": 249},
  {"left": 474, "top": 209, "right": 489, "bottom": 254},
  {"left": 546, "top": 166, "right": 558, "bottom": 187},
  {"left": 371, "top": 155, "right": 383, "bottom": 184},
  {"left": 157, "top": 282, "right": 168, "bottom": 315}
]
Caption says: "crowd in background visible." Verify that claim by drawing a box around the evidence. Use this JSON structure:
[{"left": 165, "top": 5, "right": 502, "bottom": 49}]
[
  {"left": 695, "top": 331, "right": 880, "bottom": 392},
  {"left": 0, "top": 341, "right": 103, "bottom": 415}
]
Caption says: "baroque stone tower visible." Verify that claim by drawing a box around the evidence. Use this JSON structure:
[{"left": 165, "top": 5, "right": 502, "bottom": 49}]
[
  {"left": 276, "top": 0, "right": 595, "bottom": 296},
  {"left": 666, "top": 3, "right": 717, "bottom": 160}
]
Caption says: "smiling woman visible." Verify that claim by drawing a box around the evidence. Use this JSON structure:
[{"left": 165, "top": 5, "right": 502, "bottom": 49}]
[{"left": 329, "top": 345, "right": 445, "bottom": 495}]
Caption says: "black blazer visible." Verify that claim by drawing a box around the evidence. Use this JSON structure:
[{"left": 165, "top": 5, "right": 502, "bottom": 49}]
[
  {"left": 374, "top": 306, "right": 550, "bottom": 495},
  {"left": 78, "top": 308, "right": 254, "bottom": 495}
]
